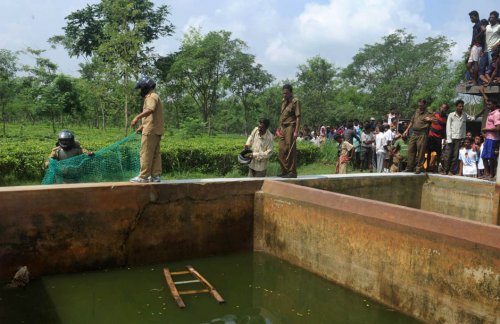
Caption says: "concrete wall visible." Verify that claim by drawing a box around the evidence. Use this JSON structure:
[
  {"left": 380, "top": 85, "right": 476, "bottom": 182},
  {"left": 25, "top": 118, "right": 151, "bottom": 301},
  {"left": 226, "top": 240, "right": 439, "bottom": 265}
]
[
  {"left": 292, "top": 174, "right": 426, "bottom": 209},
  {"left": 0, "top": 180, "right": 262, "bottom": 280},
  {"left": 292, "top": 174, "right": 496, "bottom": 225},
  {"left": 422, "top": 175, "right": 499, "bottom": 225},
  {"left": 254, "top": 180, "right": 500, "bottom": 324}
]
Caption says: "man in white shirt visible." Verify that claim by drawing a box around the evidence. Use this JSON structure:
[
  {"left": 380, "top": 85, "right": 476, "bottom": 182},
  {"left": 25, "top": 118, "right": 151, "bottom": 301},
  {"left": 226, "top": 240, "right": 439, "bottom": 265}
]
[
  {"left": 375, "top": 125, "right": 387, "bottom": 173},
  {"left": 443, "top": 100, "right": 478, "bottom": 175},
  {"left": 383, "top": 124, "right": 394, "bottom": 172},
  {"left": 244, "top": 118, "right": 274, "bottom": 177}
]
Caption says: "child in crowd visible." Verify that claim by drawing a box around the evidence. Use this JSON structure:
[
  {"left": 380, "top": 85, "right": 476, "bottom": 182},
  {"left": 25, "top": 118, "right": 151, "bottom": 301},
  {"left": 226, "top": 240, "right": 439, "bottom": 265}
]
[
  {"left": 477, "top": 137, "right": 485, "bottom": 177},
  {"left": 472, "top": 135, "right": 482, "bottom": 154},
  {"left": 353, "top": 136, "right": 361, "bottom": 169},
  {"left": 459, "top": 137, "right": 479, "bottom": 177},
  {"left": 334, "top": 134, "right": 354, "bottom": 174},
  {"left": 392, "top": 134, "right": 408, "bottom": 171},
  {"left": 389, "top": 143, "right": 402, "bottom": 173}
]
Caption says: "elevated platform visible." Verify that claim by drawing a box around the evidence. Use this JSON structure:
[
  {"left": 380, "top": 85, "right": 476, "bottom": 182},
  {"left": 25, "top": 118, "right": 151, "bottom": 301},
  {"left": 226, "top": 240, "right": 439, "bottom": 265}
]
[{"left": 456, "top": 83, "right": 500, "bottom": 98}]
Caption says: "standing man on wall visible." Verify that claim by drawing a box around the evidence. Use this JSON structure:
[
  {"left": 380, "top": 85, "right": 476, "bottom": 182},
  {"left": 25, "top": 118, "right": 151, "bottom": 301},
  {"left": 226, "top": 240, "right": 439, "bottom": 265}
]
[
  {"left": 402, "top": 99, "right": 435, "bottom": 174},
  {"left": 130, "top": 76, "right": 165, "bottom": 183},
  {"left": 278, "top": 84, "right": 301, "bottom": 178},
  {"left": 442, "top": 99, "right": 481, "bottom": 176},
  {"left": 244, "top": 118, "right": 274, "bottom": 177},
  {"left": 480, "top": 11, "right": 500, "bottom": 78},
  {"left": 426, "top": 103, "right": 449, "bottom": 173}
]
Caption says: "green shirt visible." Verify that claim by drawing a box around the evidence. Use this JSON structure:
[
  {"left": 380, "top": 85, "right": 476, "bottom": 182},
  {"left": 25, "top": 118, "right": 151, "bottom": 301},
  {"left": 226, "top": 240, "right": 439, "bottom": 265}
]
[{"left": 394, "top": 138, "right": 408, "bottom": 160}]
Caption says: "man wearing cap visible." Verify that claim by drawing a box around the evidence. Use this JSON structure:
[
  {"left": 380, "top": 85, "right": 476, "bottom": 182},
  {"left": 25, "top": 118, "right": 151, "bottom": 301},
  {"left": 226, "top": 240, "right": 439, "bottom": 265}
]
[
  {"left": 402, "top": 99, "right": 435, "bottom": 174},
  {"left": 278, "top": 84, "right": 301, "bottom": 178},
  {"left": 244, "top": 118, "right": 274, "bottom": 177},
  {"left": 130, "top": 76, "right": 164, "bottom": 183}
]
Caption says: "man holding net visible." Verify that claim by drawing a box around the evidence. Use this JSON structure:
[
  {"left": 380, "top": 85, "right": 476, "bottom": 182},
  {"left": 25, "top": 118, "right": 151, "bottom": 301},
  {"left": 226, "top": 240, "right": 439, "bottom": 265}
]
[
  {"left": 46, "top": 130, "right": 94, "bottom": 165},
  {"left": 45, "top": 130, "right": 94, "bottom": 183},
  {"left": 130, "top": 76, "right": 165, "bottom": 183}
]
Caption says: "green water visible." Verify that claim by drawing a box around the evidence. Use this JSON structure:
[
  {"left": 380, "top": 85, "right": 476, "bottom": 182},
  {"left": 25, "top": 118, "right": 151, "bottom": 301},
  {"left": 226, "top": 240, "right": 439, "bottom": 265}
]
[{"left": 1, "top": 252, "right": 420, "bottom": 323}]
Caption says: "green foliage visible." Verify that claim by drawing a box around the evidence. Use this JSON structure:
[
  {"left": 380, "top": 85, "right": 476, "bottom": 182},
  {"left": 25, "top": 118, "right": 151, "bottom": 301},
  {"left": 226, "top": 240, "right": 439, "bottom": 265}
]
[
  {"left": 50, "top": 0, "right": 174, "bottom": 61},
  {"left": 0, "top": 49, "right": 18, "bottom": 135},
  {"left": 296, "top": 56, "right": 340, "bottom": 127},
  {"left": 166, "top": 28, "right": 249, "bottom": 134},
  {"left": 342, "top": 30, "right": 456, "bottom": 118},
  {"left": 178, "top": 117, "right": 207, "bottom": 138},
  {"left": 227, "top": 51, "right": 274, "bottom": 134},
  {"left": 50, "top": 0, "right": 175, "bottom": 134},
  {"left": 0, "top": 124, "right": 321, "bottom": 185}
]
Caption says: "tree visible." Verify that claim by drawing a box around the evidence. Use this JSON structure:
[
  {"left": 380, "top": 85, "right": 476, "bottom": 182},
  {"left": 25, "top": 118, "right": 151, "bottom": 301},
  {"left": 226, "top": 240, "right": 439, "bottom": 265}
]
[
  {"left": 296, "top": 56, "right": 339, "bottom": 128},
  {"left": 21, "top": 48, "right": 60, "bottom": 133},
  {"left": 155, "top": 52, "right": 199, "bottom": 129},
  {"left": 78, "top": 59, "right": 124, "bottom": 129},
  {"left": 0, "top": 49, "right": 18, "bottom": 136},
  {"left": 168, "top": 28, "right": 247, "bottom": 135},
  {"left": 50, "top": 0, "right": 174, "bottom": 134},
  {"left": 342, "top": 30, "right": 456, "bottom": 117},
  {"left": 227, "top": 51, "right": 274, "bottom": 135}
]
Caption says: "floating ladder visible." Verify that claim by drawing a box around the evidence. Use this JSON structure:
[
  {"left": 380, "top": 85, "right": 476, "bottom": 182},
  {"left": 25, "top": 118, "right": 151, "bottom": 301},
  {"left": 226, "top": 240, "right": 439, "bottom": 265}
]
[{"left": 163, "top": 265, "right": 225, "bottom": 308}]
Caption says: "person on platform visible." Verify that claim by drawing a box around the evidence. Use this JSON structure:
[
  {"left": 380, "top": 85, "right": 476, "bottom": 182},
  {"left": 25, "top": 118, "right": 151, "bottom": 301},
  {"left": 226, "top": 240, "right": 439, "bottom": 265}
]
[
  {"left": 278, "top": 84, "right": 301, "bottom": 178},
  {"left": 130, "top": 76, "right": 165, "bottom": 183}
]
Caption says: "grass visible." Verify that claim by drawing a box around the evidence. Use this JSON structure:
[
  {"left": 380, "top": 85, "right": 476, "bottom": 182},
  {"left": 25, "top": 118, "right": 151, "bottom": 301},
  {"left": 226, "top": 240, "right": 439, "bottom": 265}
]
[
  {"left": 1, "top": 123, "right": 344, "bottom": 186},
  {"left": 163, "top": 161, "right": 339, "bottom": 181}
]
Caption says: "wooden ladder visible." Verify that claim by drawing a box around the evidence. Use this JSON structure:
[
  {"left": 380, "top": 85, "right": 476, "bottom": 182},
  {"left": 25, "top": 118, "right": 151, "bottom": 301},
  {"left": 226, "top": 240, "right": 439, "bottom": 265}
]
[{"left": 163, "top": 265, "right": 225, "bottom": 308}]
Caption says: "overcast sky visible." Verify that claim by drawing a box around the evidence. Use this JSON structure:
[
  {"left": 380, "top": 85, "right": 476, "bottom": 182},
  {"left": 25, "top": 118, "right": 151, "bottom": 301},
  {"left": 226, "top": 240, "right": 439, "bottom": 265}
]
[{"left": 0, "top": 0, "right": 497, "bottom": 81}]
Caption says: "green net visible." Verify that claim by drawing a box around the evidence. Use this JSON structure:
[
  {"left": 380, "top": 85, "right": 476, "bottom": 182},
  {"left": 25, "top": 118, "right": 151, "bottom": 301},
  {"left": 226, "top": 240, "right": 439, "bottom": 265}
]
[{"left": 42, "top": 133, "right": 141, "bottom": 184}]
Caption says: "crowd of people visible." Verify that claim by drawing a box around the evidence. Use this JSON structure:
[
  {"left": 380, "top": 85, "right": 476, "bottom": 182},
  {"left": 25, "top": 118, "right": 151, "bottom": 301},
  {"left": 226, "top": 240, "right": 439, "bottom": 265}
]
[
  {"left": 292, "top": 95, "right": 499, "bottom": 180},
  {"left": 466, "top": 10, "right": 500, "bottom": 87}
]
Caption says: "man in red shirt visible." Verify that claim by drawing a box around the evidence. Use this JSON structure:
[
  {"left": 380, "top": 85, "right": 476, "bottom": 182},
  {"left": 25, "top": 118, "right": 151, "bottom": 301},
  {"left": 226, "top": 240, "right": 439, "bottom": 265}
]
[{"left": 427, "top": 103, "right": 449, "bottom": 173}]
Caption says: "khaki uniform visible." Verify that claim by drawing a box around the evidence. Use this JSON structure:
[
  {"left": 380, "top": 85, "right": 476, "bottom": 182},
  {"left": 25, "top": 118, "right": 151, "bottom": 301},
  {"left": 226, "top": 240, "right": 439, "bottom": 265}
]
[
  {"left": 48, "top": 142, "right": 90, "bottom": 161},
  {"left": 139, "top": 91, "right": 164, "bottom": 178},
  {"left": 278, "top": 97, "right": 301, "bottom": 176},
  {"left": 336, "top": 141, "right": 354, "bottom": 174},
  {"left": 407, "top": 109, "right": 433, "bottom": 172}
]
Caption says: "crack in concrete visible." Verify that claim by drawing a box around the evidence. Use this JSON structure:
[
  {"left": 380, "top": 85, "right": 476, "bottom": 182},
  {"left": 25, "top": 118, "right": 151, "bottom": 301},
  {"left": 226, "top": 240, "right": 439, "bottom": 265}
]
[{"left": 119, "top": 200, "right": 152, "bottom": 265}]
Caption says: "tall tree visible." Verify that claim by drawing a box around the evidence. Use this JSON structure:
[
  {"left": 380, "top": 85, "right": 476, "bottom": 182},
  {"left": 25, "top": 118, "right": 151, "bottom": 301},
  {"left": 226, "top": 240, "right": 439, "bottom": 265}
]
[
  {"left": 168, "top": 28, "right": 246, "bottom": 135},
  {"left": 21, "top": 48, "right": 60, "bottom": 133},
  {"left": 0, "top": 49, "right": 18, "bottom": 136},
  {"left": 50, "top": 0, "right": 174, "bottom": 134},
  {"left": 296, "top": 56, "right": 339, "bottom": 128},
  {"left": 227, "top": 52, "right": 274, "bottom": 135},
  {"left": 342, "top": 30, "right": 455, "bottom": 117}
]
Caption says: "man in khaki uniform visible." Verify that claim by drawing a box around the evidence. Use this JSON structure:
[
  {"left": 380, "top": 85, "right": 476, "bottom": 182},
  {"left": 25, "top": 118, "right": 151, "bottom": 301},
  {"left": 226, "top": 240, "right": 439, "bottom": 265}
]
[
  {"left": 278, "top": 84, "right": 301, "bottom": 178},
  {"left": 130, "top": 76, "right": 164, "bottom": 183},
  {"left": 402, "top": 99, "right": 435, "bottom": 174}
]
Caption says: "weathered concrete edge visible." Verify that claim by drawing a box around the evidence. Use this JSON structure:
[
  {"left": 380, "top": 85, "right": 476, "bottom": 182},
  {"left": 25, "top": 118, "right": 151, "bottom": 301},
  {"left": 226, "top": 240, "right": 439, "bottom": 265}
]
[{"left": 260, "top": 180, "right": 500, "bottom": 251}]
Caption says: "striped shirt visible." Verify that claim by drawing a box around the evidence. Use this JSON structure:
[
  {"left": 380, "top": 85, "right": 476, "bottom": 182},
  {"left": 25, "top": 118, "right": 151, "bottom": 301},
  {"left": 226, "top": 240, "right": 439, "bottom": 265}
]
[{"left": 428, "top": 112, "right": 447, "bottom": 139}]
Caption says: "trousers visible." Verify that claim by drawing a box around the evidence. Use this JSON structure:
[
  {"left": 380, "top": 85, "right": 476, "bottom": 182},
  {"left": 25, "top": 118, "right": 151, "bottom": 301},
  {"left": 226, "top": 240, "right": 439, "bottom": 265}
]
[
  {"left": 139, "top": 134, "right": 162, "bottom": 178},
  {"left": 278, "top": 124, "right": 297, "bottom": 176},
  {"left": 407, "top": 134, "right": 427, "bottom": 171}
]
